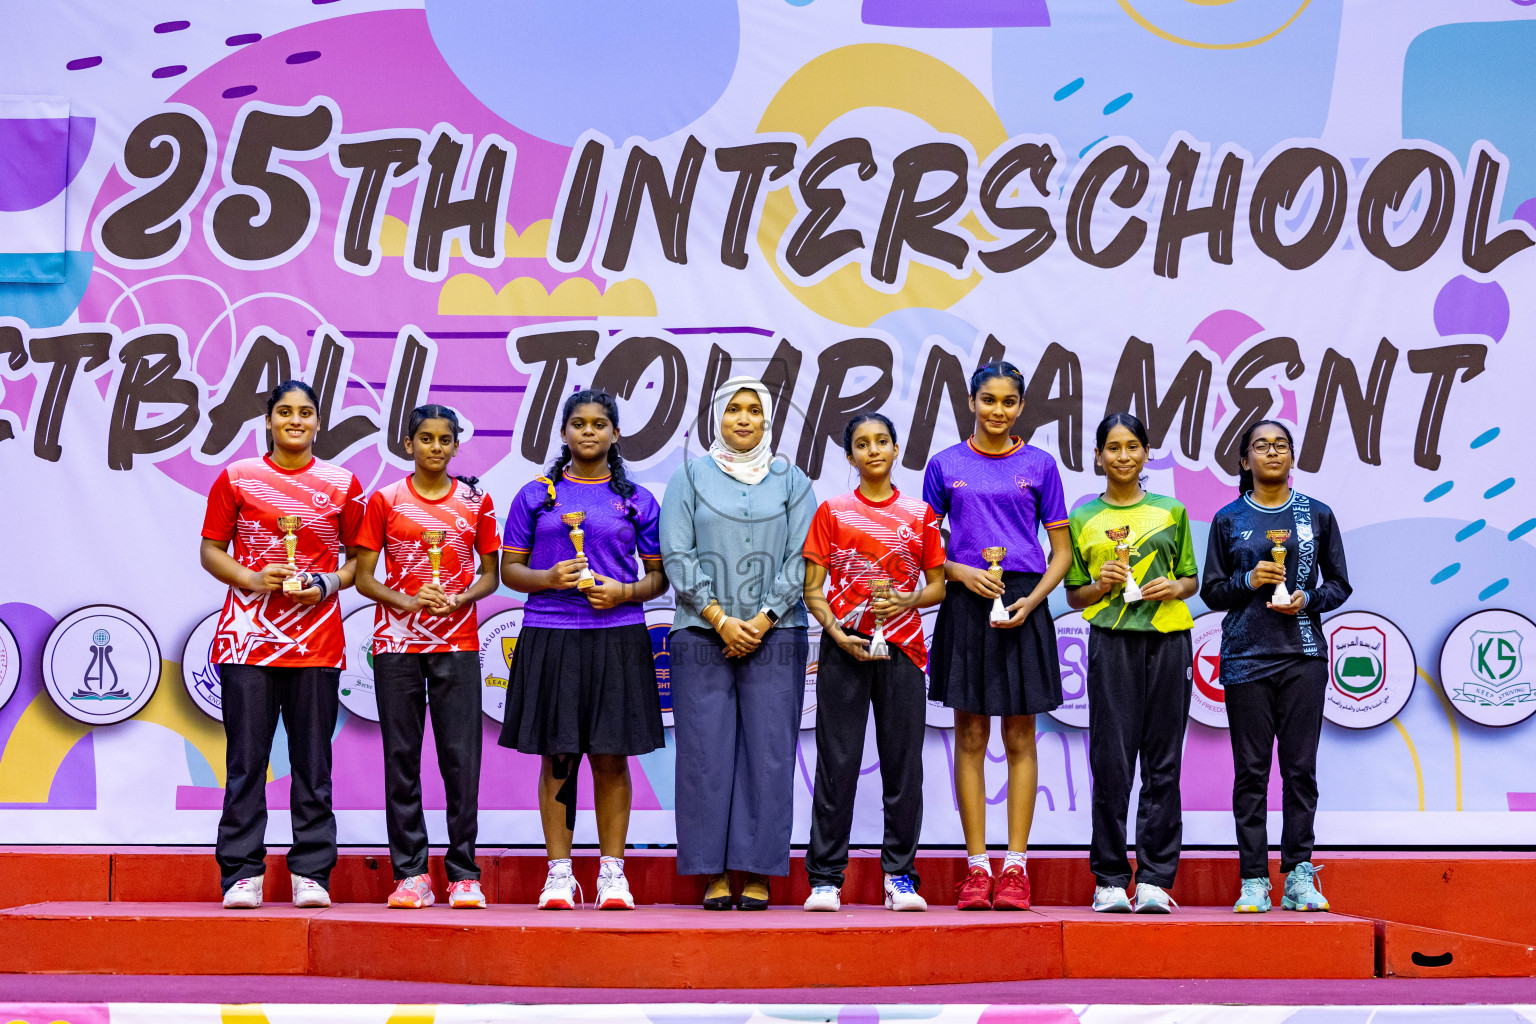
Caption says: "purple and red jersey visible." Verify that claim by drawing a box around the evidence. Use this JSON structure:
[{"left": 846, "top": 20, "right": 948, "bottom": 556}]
[{"left": 921, "top": 437, "right": 1069, "bottom": 573}]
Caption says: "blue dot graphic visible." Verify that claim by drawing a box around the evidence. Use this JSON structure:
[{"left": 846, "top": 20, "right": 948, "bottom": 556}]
[
  {"left": 1431, "top": 563, "right": 1460, "bottom": 584},
  {"left": 1484, "top": 477, "right": 1515, "bottom": 499},
  {"left": 1424, "top": 481, "right": 1453, "bottom": 502}
]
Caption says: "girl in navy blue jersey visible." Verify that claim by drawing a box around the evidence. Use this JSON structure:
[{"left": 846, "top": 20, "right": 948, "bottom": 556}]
[{"left": 1201, "top": 419, "right": 1351, "bottom": 914}]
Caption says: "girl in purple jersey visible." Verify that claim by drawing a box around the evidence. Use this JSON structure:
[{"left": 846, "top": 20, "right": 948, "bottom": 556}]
[
  {"left": 922, "top": 362, "right": 1073, "bottom": 911},
  {"left": 499, "top": 390, "right": 670, "bottom": 911}
]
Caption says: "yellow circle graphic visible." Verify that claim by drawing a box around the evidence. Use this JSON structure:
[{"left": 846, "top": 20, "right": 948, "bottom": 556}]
[
  {"left": 756, "top": 44, "right": 1008, "bottom": 327},
  {"left": 1116, "top": 0, "right": 1312, "bottom": 50}
]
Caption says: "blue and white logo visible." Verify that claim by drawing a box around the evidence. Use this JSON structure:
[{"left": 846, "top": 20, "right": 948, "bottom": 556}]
[
  {"left": 180, "top": 611, "right": 224, "bottom": 720},
  {"left": 43, "top": 605, "right": 160, "bottom": 724}
]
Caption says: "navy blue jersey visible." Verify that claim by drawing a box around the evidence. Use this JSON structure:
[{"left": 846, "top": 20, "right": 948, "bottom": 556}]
[{"left": 1200, "top": 491, "right": 1351, "bottom": 686}]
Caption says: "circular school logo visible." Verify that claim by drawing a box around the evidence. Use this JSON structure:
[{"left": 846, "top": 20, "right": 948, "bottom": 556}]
[
  {"left": 1048, "top": 611, "right": 1091, "bottom": 729},
  {"left": 1187, "top": 610, "right": 1229, "bottom": 728},
  {"left": 338, "top": 607, "right": 380, "bottom": 723},
  {"left": 0, "top": 617, "right": 21, "bottom": 713},
  {"left": 1322, "top": 611, "right": 1416, "bottom": 729},
  {"left": 921, "top": 606, "right": 953, "bottom": 728},
  {"left": 1439, "top": 609, "right": 1536, "bottom": 728},
  {"left": 42, "top": 605, "right": 160, "bottom": 725},
  {"left": 180, "top": 611, "right": 224, "bottom": 720},
  {"left": 645, "top": 606, "right": 675, "bottom": 728},
  {"left": 478, "top": 607, "right": 523, "bottom": 723}
]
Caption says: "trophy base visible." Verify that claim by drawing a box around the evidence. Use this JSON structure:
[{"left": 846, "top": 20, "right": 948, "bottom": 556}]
[
  {"left": 576, "top": 575, "right": 596, "bottom": 591},
  {"left": 1272, "top": 583, "right": 1293, "bottom": 606},
  {"left": 282, "top": 577, "right": 304, "bottom": 595},
  {"left": 989, "top": 597, "right": 1010, "bottom": 623},
  {"left": 1123, "top": 582, "right": 1143, "bottom": 603}
]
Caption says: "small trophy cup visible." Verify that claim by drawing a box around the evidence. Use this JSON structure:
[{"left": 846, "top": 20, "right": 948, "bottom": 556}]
[
  {"left": 982, "top": 546, "right": 1009, "bottom": 623},
  {"left": 867, "top": 577, "right": 891, "bottom": 658},
  {"left": 1107, "top": 526, "right": 1142, "bottom": 603},
  {"left": 561, "top": 511, "right": 596, "bottom": 589},
  {"left": 277, "top": 515, "right": 303, "bottom": 594},
  {"left": 1266, "top": 530, "right": 1293, "bottom": 605},
  {"left": 421, "top": 529, "right": 446, "bottom": 586}
]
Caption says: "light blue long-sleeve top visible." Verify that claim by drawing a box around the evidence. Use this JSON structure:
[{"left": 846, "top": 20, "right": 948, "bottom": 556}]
[{"left": 659, "top": 454, "right": 814, "bottom": 632}]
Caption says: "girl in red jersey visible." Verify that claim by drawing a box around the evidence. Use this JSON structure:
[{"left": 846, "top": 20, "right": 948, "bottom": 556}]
[
  {"left": 199, "top": 380, "right": 365, "bottom": 910},
  {"left": 355, "top": 405, "right": 501, "bottom": 910},
  {"left": 802, "top": 413, "right": 947, "bottom": 913}
]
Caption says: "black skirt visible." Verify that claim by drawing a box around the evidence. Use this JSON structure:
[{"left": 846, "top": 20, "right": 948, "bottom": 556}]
[
  {"left": 497, "top": 623, "right": 664, "bottom": 756},
  {"left": 928, "top": 571, "right": 1063, "bottom": 717}
]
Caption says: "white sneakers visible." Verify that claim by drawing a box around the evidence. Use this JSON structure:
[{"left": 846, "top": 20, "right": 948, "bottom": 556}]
[
  {"left": 291, "top": 873, "right": 331, "bottom": 908},
  {"left": 596, "top": 870, "right": 635, "bottom": 910},
  {"left": 222, "top": 875, "right": 263, "bottom": 909},
  {"left": 1093, "top": 882, "right": 1175, "bottom": 913},
  {"left": 538, "top": 864, "right": 580, "bottom": 910},
  {"left": 1133, "top": 882, "right": 1174, "bottom": 914},
  {"left": 883, "top": 873, "right": 927, "bottom": 911},
  {"left": 803, "top": 885, "right": 841, "bottom": 912},
  {"left": 1092, "top": 884, "right": 1132, "bottom": 913},
  {"left": 223, "top": 873, "right": 329, "bottom": 909}
]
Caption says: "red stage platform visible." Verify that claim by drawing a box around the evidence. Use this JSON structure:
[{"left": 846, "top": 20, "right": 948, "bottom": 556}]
[{"left": 0, "top": 848, "right": 1530, "bottom": 985}]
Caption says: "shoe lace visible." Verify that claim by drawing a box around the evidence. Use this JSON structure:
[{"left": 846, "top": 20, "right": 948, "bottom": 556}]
[
  {"left": 956, "top": 868, "right": 990, "bottom": 893},
  {"left": 1240, "top": 877, "right": 1270, "bottom": 897},
  {"left": 887, "top": 875, "right": 916, "bottom": 895},
  {"left": 996, "top": 868, "right": 1025, "bottom": 890},
  {"left": 811, "top": 885, "right": 838, "bottom": 897},
  {"left": 1290, "top": 863, "right": 1324, "bottom": 892}
]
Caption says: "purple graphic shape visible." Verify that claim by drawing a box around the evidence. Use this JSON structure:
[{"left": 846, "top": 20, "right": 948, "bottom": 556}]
[
  {"left": 1433, "top": 275, "right": 1510, "bottom": 341},
  {"left": 222, "top": 85, "right": 258, "bottom": 99},
  {"left": 286, "top": 50, "right": 322, "bottom": 64},
  {"left": 1518, "top": 197, "right": 1536, "bottom": 229},
  {"left": 0, "top": 116, "right": 97, "bottom": 212},
  {"left": 154, "top": 20, "right": 191, "bottom": 33},
  {"left": 0, "top": 603, "right": 99, "bottom": 810},
  {"left": 152, "top": 65, "right": 188, "bottom": 79},
  {"left": 1189, "top": 309, "right": 1265, "bottom": 361},
  {"left": 862, "top": 0, "right": 1050, "bottom": 27},
  {"left": 1509, "top": 793, "right": 1536, "bottom": 811},
  {"left": 66, "top": 56, "right": 103, "bottom": 70}
]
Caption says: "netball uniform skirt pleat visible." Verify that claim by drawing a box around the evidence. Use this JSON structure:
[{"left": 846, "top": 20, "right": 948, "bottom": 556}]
[
  {"left": 497, "top": 623, "right": 664, "bottom": 756},
  {"left": 928, "top": 570, "right": 1063, "bottom": 717}
]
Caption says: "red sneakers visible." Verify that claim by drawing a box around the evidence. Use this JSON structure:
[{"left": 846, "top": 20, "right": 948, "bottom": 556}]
[
  {"left": 955, "top": 866, "right": 994, "bottom": 910},
  {"left": 993, "top": 864, "right": 1032, "bottom": 910}
]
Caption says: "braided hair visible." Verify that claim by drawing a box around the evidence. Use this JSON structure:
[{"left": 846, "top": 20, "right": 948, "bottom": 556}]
[
  {"left": 405, "top": 403, "right": 480, "bottom": 494},
  {"left": 969, "top": 360, "right": 1024, "bottom": 397},
  {"left": 533, "top": 389, "right": 638, "bottom": 525}
]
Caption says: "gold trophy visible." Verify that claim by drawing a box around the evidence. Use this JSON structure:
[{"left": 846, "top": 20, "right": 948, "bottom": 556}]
[
  {"left": 277, "top": 515, "right": 303, "bottom": 594},
  {"left": 421, "top": 529, "right": 447, "bottom": 586},
  {"left": 561, "top": 511, "right": 596, "bottom": 589},
  {"left": 1266, "top": 530, "right": 1293, "bottom": 605},
  {"left": 867, "top": 577, "right": 892, "bottom": 658},
  {"left": 1107, "top": 526, "right": 1143, "bottom": 603},
  {"left": 982, "top": 546, "right": 1008, "bottom": 623}
]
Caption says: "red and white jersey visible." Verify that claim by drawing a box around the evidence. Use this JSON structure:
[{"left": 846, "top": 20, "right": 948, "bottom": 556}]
[
  {"left": 202, "top": 454, "right": 365, "bottom": 668},
  {"left": 802, "top": 488, "right": 946, "bottom": 670},
  {"left": 356, "top": 476, "right": 499, "bottom": 653}
]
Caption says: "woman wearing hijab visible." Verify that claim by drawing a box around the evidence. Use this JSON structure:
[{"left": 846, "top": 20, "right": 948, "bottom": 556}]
[{"left": 660, "top": 375, "right": 815, "bottom": 910}]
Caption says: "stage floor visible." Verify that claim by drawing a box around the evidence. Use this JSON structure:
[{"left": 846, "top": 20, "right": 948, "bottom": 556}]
[{"left": 0, "top": 848, "right": 1532, "bottom": 985}]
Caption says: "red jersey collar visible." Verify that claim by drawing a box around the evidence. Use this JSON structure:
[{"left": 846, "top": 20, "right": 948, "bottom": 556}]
[
  {"left": 854, "top": 487, "right": 900, "bottom": 508},
  {"left": 406, "top": 475, "right": 456, "bottom": 505},
  {"left": 263, "top": 452, "right": 316, "bottom": 475}
]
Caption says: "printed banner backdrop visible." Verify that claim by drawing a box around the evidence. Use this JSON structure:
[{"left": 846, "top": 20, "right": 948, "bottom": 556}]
[{"left": 0, "top": 0, "right": 1533, "bottom": 848}]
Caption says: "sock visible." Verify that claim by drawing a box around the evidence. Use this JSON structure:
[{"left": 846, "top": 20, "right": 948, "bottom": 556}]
[
  {"left": 1004, "top": 850, "right": 1027, "bottom": 870},
  {"left": 967, "top": 853, "right": 991, "bottom": 874},
  {"left": 548, "top": 857, "right": 572, "bottom": 876},
  {"left": 599, "top": 855, "right": 624, "bottom": 877}
]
